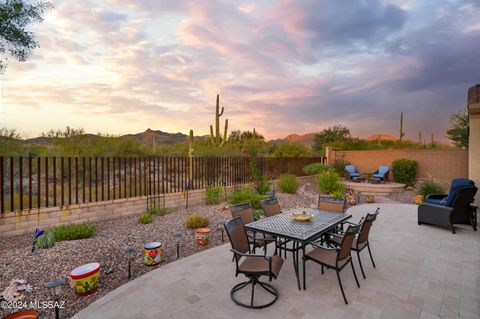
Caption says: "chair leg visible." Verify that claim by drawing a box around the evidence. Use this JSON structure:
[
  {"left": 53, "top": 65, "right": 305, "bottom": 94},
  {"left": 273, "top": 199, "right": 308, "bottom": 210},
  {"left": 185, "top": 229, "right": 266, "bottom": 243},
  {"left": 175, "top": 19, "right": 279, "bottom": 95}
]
[
  {"left": 303, "top": 257, "right": 306, "bottom": 290},
  {"left": 367, "top": 244, "right": 376, "bottom": 268},
  {"left": 357, "top": 251, "right": 366, "bottom": 279},
  {"left": 321, "top": 265, "right": 324, "bottom": 275},
  {"left": 336, "top": 269, "right": 348, "bottom": 305},
  {"left": 351, "top": 261, "right": 360, "bottom": 288}
]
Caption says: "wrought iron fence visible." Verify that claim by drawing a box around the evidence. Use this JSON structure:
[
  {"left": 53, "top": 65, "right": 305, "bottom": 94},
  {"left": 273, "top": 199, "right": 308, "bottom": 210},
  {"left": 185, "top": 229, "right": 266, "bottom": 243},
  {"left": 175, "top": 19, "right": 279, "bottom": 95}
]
[{"left": 0, "top": 156, "right": 325, "bottom": 213}]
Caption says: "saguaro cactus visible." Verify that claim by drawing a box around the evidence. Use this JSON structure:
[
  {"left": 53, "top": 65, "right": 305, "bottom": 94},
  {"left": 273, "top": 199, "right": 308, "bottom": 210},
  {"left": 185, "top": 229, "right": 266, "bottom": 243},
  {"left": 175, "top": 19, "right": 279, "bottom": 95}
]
[
  {"left": 209, "top": 94, "right": 228, "bottom": 146},
  {"left": 418, "top": 131, "right": 422, "bottom": 144},
  {"left": 188, "top": 129, "right": 194, "bottom": 182},
  {"left": 399, "top": 112, "right": 405, "bottom": 141}
]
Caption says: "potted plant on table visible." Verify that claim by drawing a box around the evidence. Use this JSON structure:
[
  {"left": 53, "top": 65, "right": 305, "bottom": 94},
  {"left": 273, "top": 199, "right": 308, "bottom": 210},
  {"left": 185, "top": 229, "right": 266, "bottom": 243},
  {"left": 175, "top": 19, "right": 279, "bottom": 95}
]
[{"left": 316, "top": 169, "right": 346, "bottom": 213}]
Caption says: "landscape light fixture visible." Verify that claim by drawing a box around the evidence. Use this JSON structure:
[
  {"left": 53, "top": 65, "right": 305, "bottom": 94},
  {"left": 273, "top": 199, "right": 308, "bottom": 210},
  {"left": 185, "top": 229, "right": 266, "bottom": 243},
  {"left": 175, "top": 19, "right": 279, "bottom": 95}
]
[
  {"left": 124, "top": 246, "right": 137, "bottom": 279},
  {"left": 219, "top": 221, "right": 227, "bottom": 243},
  {"left": 46, "top": 278, "right": 65, "bottom": 319},
  {"left": 174, "top": 232, "right": 182, "bottom": 258}
]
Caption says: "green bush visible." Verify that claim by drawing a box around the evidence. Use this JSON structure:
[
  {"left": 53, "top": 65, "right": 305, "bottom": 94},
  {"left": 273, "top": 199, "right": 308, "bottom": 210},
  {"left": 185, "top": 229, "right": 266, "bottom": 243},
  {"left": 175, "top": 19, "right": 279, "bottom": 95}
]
[
  {"left": 317, "top": 170, "right": 344, "bottom": 195},
  {"left": 303, "top": 163, "right": 328, "bottom": 175},
  {"left": 392, "top": 159, "right": 418, "bottom": 184},
  {"left": 138, "top": 213, "right": 153, "bottom": 224},
  {"left": 254, "top": 176, "right": 271, "bottom": 195},
  {"left": 50, "top": 223, "right": 96, "bottom": 241},
  {"left": 417, "top": 179, "right": 446, "bottom": 197},
  {"left": 253, "top": 209, "right": 264, "bottom": 219},
  {"left": 331, "top": 159, "right": 350, "bottom": 175},
  {"left": 148, "top": 207, "right": 175, "bottom": 216},
  {"left": 229, "top": 186, "right": 264, "bottom": 209},
  {"left": 37, "top": 232, "right": 55, "bottom": 249},
  {"left": 278, "top": 174, "right": 298, "bottom": 194},
  {"left": 185, "top": 213, "right": 209, "bottom": 229},
  {"left": 206, "top": 185, "right": 223, "bottom": 205}
]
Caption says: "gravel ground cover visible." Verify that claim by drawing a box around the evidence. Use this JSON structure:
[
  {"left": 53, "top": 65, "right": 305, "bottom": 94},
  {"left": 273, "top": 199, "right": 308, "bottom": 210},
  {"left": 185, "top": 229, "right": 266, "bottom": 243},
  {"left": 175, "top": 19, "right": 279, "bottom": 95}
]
[{"left": 0, "top": 187, "right": 315, "bottom": 318}]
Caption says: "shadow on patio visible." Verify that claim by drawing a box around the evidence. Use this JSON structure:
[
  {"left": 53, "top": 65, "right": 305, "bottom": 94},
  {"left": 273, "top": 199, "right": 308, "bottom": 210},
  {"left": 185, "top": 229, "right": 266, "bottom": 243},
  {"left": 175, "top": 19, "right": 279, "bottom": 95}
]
[{"left": 72, "top": 203, "right": 480, "bottom": 319}]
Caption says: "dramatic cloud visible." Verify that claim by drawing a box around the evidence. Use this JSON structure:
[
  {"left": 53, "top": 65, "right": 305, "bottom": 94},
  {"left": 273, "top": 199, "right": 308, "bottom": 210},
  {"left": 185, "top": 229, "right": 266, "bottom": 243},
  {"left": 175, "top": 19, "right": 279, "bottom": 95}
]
[{"left": 1, "top": 0, "right": 479, "bottom": 141}]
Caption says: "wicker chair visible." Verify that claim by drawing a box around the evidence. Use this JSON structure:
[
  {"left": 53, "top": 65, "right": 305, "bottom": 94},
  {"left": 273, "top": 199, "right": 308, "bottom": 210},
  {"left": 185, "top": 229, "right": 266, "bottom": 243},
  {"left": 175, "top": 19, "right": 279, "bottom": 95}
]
[
  {"left": 230, "top": 202, "right": 275, "bottom": 254},
  {"left": 224, "top": 217, "right": 284, "bottom": 309},
  {"left": 303, "top": 224, "right": 361, "bottom": 304},
  {"left": 328, "top": 208, "right": 380, "bottom": 279}
]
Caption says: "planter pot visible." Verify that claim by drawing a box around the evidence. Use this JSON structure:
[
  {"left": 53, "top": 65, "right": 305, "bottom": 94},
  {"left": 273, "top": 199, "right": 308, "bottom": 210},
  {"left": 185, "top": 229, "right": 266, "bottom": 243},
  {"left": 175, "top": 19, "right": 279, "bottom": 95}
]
[
  {"left": 366, "top": 195, "right": 375, "bottom": 203},
  {"left": 70, "top": 263, "right": 100, "bottom": 296},
  {"left": 195, "top": 228, "right": 211, "bottom": 246},
  {"left": 318, "top": 195, "right": 346, "bottom": 213},
  {"left": 414, "top": 195, "right": 424, "bottom": 205},
  {"left": 3, "top": 310, "right": 40, "bottom": 319},
  {"left": 144, "top": 242, "right": 163, "bottom": 266}
]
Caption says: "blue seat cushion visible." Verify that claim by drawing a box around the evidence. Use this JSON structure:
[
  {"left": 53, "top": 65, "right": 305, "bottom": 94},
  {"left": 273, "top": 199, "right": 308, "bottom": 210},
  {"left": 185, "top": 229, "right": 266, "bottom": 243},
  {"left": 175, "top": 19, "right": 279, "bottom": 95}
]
[
  {"left": 424, "top": 198, "right": 444, "bottom": 205},
  {"left": 372, "top": 173, "right": 384, "bottom": 179},
  {"left": 349, "top": 173, "right": 360, "bottom": 177},
  {"left": 444, "top": 178, "right": 475, "bottom": 207}
]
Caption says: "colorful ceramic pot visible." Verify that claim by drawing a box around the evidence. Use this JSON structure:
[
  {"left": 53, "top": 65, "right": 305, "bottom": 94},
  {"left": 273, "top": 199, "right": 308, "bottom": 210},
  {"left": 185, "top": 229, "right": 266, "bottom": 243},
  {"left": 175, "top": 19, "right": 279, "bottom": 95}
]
[
  {"left": 414, "top": 195, "right": 424, "bottom": 205},
  {"left": 144, "top": 242, "right": 163, "bottom": 266},
  {"left": 70, "top": 262, "right": 100, "bottom": 296},
  {"left": 195, "top": 228, "right": 211, "bottom": 246},
  {"left": 346, "top": 195, "right": 357, "bottom": 205},
  {"left": 366, "top": 195, "right": 375, "bottom": 203},
  {"left": 2, "top": 310, "right": 40, "bottom": 319}
]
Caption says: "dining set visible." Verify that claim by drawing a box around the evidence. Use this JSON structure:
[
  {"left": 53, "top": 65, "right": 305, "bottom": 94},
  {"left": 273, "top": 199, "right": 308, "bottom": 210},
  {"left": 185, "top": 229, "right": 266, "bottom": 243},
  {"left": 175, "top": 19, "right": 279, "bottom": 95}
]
[{"left": 224, "top": 198, "right": 380, "bottom": 309}]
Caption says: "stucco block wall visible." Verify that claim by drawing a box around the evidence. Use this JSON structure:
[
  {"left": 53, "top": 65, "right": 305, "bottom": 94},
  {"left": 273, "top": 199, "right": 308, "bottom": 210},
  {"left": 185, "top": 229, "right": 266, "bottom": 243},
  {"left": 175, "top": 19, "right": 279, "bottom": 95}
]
[
  {"left": 329, "top": 149, "right": 468, "bottom": 184},
  {"left": 469, "top": 113, "right": 480, "bottom": 205}
]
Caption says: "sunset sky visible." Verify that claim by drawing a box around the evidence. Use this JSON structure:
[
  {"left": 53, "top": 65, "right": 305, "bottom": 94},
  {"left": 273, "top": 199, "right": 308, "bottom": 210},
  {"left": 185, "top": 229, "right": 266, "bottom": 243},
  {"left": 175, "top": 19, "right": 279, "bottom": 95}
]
[{"left": 1, "top": 0, "right": 479, "bottom": 141}]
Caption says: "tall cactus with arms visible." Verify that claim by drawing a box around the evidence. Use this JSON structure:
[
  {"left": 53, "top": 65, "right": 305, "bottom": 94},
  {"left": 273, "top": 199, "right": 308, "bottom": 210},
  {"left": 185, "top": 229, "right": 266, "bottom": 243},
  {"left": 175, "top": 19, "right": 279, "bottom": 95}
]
[
  {"left": 209, "top": 94, "right": 228, "bottom": 146},
  {"left": 399, "top": 112, "right": 405, "bottom": 141}
]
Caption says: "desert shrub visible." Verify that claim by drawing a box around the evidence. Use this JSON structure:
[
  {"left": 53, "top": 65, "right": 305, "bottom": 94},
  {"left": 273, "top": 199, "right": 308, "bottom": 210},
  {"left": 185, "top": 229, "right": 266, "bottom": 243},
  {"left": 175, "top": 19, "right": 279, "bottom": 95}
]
[
  {"left": 138, "top": 213, "right": 153, "bottom": 224},
  {"left": 37, "top": 232, "right": 55, "bottom": 249},
  {"left": 185, "top": 213, "right": 209, "bottom": 229},
  {"left": 317, "top": 170, "right": 344, "bottom": 195},
  {"left": 51, "top": 223, "right": 96, "bottom": 241},
  {"left": 229, "top": 186, "right": 264, "bottom": 209},
  {"left": 206, "top": 185, "right": 223, "bottom": 205},
  {"left": 417, "top": 179, "right": 446, "bottom": 197},
  {"left": 253, "top": 209, "right": 264, "bottom": 219},
  {"left": 303, "top": 163, "right": 328, "bottom": 175},
  {"left": 331, "top": 159, "right": 350, "bottom": 175},
  {"left": 391, "top": 159, "right": 418, "bottom": 184},
  {"left": 148, "top": 207, "right": 175, "bottom": 216},
  {"left": 278, "top": 174, "right": 298, "bottom": 194},
  {"left": 254, "top": 176, "right": 271, "bottom": 195}
]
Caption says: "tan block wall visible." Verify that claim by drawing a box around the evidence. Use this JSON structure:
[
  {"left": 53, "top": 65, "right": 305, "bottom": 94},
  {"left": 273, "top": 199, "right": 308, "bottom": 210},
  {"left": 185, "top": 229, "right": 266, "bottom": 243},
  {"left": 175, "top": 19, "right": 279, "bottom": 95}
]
[{"left": 332, "top": 149, "right": 468, "bottom": 185}]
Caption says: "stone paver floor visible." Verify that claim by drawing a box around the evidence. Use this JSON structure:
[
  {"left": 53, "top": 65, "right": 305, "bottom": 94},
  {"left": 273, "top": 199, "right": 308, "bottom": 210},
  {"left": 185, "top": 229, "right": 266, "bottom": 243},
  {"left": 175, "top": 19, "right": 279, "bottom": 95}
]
[{"left": 72, "top": 204, "right": 480, "bottom": 319}]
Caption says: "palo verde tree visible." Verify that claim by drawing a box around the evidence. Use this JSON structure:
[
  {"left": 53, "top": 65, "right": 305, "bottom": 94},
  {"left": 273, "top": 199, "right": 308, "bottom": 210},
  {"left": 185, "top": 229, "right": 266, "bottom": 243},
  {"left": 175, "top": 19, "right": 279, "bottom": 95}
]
[
  {"left": 313, "top": 125, "right": 351, "bottom": 155},
  {"left": 446, "top": 108, "right": 469, "bottom": 148},
  {"left": 0, "top": 0, "right": 52, "bottom": 74}
]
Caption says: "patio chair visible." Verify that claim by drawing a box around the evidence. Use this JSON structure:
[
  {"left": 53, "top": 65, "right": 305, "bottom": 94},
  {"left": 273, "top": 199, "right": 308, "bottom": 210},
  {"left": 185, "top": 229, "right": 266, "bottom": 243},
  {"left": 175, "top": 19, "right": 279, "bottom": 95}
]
[
  {"left": 418, "top": 179, "right": 477, "bottom": 233},
  {"left": 303, "top": 224, "right": 361, "bottom": 304},
  {"left": 230, "top": 202, "right": 275, "bottom": 254},
  {"left": 260, "top": 198, "right": 282, "bottom": 217},
  {"left": 328, "top": 208, "right": 380, "bottom": 279},
  {"left": 345, "top": 165, "right": 361, "bottom": 180},
  {"left": 372, "top": 166, "right": 389, "bottom": 183},
  {"left": 224, "top": 217, "right": 284, "bottom": 309}
]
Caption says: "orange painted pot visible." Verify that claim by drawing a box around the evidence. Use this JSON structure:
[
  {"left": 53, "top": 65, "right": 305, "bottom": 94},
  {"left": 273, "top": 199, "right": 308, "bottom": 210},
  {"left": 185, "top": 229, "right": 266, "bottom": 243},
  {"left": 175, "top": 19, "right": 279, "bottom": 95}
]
[
  {"left": 414, "top": 195, "right": 424, "bottom": 205},
  {"left": 2, "top": 310, "right": 40, "bottom": 319},
  {"left": 195, "top": 228, "right": 211, "bottom": 246},
  {"left": 70, "top": 263, "right": 100, "bottom": 296}
]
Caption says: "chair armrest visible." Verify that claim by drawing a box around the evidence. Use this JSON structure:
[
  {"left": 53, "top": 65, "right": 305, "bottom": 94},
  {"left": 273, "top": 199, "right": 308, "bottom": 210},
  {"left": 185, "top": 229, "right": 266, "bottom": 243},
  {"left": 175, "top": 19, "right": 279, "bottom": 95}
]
[
  {"left": 230, "top": 249, "right": 273, "bottom": 261},
  {"left": 418, "top": 203, "right": 454, "bottom": 228},
  {"left": 426, "top": 194, "right": 448, "bottom": 200},
  {"left": 246, "top": 234, "right": 271, "bottom": 242}
]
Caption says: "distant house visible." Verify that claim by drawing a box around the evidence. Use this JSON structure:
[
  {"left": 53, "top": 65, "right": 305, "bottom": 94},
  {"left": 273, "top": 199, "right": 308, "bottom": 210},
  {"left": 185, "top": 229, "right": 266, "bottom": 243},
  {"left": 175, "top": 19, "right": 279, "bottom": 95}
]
[{"left": 366, "top": 134, "right": 396, "bottom": 142}]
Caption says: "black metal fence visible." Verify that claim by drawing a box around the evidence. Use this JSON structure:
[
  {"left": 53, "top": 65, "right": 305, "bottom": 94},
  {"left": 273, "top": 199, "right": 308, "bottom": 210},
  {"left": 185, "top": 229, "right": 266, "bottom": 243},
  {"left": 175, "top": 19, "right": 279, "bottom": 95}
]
[{"left": 0, "top": 156, "right": 325, "bottom": 213}]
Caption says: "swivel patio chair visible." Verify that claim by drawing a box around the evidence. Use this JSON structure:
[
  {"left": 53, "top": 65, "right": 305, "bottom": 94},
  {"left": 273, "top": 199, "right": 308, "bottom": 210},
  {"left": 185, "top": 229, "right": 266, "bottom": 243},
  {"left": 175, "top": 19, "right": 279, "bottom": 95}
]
[
  {"left": 328, "top": 208, "right": 380, "bottom": 279},
  {"left": 303, "top": 224, "right": 361, "bottom": 304},
  {"left": 224, "top": 217, "right": 284, "bottom": 309},
  {"left": 372, "top": 166, "right": 389, "bottom": 183},
  {"left": 345, "top": 165, "right": 361, "bottom": 180},
  {"left": 230, "top": 202, "right": 275, "bottom": 254},
  {"left": 418, "top": 179, "right": 477, "bottom": 234}
]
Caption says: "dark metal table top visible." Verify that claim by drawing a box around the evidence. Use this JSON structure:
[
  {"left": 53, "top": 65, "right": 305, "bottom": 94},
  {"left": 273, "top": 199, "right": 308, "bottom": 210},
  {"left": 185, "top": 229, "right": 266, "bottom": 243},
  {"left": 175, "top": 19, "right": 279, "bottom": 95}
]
[{"left": 245, "top": 208, "right": 351, "bottom": 242}]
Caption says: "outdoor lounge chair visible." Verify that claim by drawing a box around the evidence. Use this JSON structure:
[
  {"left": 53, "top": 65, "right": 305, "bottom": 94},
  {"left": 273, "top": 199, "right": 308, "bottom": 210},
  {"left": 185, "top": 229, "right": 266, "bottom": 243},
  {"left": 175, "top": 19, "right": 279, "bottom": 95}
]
[
  {"left": 328, "top": 208, "right": 380, "bottom": 279},
  {"left": 372, "top": 166, "right": 389, "bottom": 182},
  {"left": 230, "top": 202, "right": 275, "bottom": 253},
  {"left": 418, "top": 178, "right": 478, "bottom": 234},
  {"left": 345, "top": 165, "right": 361, "bottom": 180},
  {"left": 224, "top": 217, "right": 284, "bottom": 309},
  {"left": 303, "top": 224, "right": 361, "bottom": 305}
]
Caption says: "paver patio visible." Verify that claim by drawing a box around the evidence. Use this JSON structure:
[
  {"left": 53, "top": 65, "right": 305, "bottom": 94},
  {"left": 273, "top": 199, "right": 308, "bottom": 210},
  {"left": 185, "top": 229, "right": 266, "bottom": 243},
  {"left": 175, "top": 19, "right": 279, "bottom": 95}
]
[{"left": 71, "top": 203, "right": 480, "bottom": 319}]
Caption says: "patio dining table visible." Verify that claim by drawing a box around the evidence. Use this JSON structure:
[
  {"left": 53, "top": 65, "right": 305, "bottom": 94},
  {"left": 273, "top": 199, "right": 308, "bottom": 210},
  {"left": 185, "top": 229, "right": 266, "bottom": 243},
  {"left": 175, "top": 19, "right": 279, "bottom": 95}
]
[{"left": 245, "top": 208, "right": 351, "bottom": 290}]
